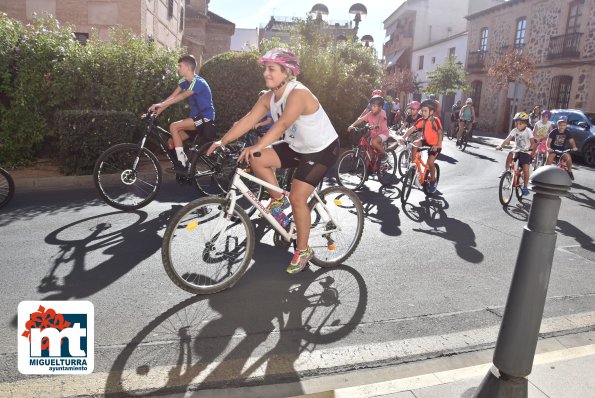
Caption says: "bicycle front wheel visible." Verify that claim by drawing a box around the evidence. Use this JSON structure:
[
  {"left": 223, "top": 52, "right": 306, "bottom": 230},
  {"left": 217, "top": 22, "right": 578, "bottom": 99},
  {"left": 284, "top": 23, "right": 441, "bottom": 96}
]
[
  {"left": 401, "top": 167, "right": 415, "bottom": 204},
  {"left": 93, "top": 143, "right": 161, "bottom": 211},
  {"left": 0, "top": 167, "right": 15, "bottom": 209},
  {"left": 162, "top": 197, "right": 255, "bottom": 294},
  {"left": 460, "top": 134, "right": 468, "bottom": 151},
  {"left": 498, "top": 171, "right": 514, "bottom": 206},
  {"left": 336, "top": 150, "right": 367, "bottom": 190},
  {"left": 308, "top": 186, "right": 364, "bottom": 267},
  {"left": 397, "top": 149, "right": 410, "bottom": 177},
  {"left": 377, "top": 150, "right": 397, "bottom": 185}
]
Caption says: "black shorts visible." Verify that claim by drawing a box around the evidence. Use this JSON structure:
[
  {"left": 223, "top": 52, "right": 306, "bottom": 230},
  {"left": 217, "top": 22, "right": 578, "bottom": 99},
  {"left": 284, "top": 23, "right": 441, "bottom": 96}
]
[
  {"left": 420, "top": 139, "right": 441, "bottom": 158},
  {"left": 186, "top": 118, "right": 216, "bottom": 141},
  {"left": 514, "top": 152, "right": 532, "bottom": 166},
  {"left": 272, "top": 139, "right": 340, "bottom": 187}
]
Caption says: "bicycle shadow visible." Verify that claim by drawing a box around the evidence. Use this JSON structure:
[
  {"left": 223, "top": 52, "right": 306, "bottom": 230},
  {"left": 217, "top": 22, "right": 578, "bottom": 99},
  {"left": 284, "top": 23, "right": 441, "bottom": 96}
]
[
  {"left": 37, "top": 206, "right": 179, "bottom": 300},
  {"left": 502, "top": 199, "right": 531, "bottom": 221},
  {"left": 565, "top": 182, "right": 595, "bottom": 210},
  {"left": 105, "top": 256, "right": 368, "bottom": 396},
  {"left": 360, "top": 185, "right": 402, "bottom": 237},
  {"left": 403, "top": 196, "right": 484, "bottom": 264}
]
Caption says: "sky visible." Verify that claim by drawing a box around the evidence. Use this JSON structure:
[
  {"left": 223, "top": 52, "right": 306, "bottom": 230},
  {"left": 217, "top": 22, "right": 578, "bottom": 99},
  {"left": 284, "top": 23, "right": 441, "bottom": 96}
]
[{"left": 208, "top": 0, "right": 407, "bottom": 56}]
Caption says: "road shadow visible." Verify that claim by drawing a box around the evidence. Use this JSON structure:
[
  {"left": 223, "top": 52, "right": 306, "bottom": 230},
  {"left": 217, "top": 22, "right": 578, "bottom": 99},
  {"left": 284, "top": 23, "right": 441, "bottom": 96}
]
[
  {"left": 566, "top": 182, "right": 595, "bottom": 210},
  {"left": 403, "top": 196, "right": 484, "bottom": 264},
  {"left": 104, "top": 257, "right": 367, "bottom": 396},
  {"left": 437, "top": 152, "right": 458, "bottom": 164},
  {"left": 360, "top": 184, "right": 402, "bottom": 237},
  {"left": 556, "top": 219, "right": 595, "bottom": 253},
  {"left": 37, "top": 206, "right": 180, "bottom": 300},
  {"left": 459, "top": 149, "right": 498, "bottom": 163},
  {"left": 502, "top": 199, "right": 531, "bottom": 221}
]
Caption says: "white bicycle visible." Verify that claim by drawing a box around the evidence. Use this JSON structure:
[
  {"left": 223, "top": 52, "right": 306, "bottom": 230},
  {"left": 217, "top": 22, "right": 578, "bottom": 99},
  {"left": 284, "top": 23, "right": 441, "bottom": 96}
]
[{"left": 161, "top": 148, "right": 365, "bottom": 294}]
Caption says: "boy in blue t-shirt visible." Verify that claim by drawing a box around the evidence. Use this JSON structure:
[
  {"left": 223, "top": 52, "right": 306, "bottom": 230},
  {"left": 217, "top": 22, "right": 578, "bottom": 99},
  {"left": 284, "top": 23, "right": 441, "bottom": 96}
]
[{"left": 149, "top": 55, "right": 216, "bottom": 174}]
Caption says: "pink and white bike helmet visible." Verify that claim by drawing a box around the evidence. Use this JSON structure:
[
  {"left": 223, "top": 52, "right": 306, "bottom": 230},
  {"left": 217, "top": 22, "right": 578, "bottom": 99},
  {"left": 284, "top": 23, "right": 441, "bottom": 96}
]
[{"left": 258, "top": 48, "right": 300, "bottom": 76}]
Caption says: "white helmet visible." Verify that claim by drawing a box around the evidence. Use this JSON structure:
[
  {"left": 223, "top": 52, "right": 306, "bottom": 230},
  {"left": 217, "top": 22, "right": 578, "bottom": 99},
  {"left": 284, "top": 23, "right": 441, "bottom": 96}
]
[{"left": 465, "top": 98, "right": 473, "bottom": 104}]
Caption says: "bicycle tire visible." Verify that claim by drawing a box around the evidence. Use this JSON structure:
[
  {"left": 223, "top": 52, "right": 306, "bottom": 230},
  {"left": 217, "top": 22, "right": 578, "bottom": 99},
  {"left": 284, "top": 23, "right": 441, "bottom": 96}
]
[
  {"left": 498, "top": 171, "right": 514, "bottom": 206},
  {"left": 460, "top": 134, "right": 468, "bottom": 151},
  {"left": 377, "top": 150, "right": 397, "bottom": 186},
  {"left": 336, "top": 150, "right": 367, "bottom": 191},
  {"left": 0, "top": 167, "right": 15, "bottom": 209},
  {"left": 397, "top": 149, "right": 410, "bottom": 177},
  {"left": 162, "top": 197, "right": 255, "bottom": 294},
  {"left": 446, "top": 124, "right": 454, "bottom": 140},
  {"left": 93, "top": 143, "right": 161, "bottom": 211},
  {"left": 422, "top": 163, "right": 440, "bottom": 195},
  {"left": 308, "top": 186, "right": 364, "bottom": 268},
  {"left": 401, "top": 167, "right": 415, "bottom": 204}
]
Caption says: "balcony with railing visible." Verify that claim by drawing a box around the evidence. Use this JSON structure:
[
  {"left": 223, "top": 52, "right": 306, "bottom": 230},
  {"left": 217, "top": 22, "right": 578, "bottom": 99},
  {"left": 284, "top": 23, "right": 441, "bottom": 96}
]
[
  {"left": 547, "top": 32, "right": 582, "bottom": 60},
  {"left": 467, "top": 50, "right": 487, "bottom": 70}
]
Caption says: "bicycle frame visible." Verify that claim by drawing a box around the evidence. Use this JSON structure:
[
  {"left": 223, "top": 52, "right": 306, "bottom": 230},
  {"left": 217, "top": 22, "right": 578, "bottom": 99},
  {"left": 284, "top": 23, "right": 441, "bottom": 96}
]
[
  {"left": 407, "top": 144, "right": 430, "bottom": 185},
  {"left": 209, "top": 168, "right": 341, "bottom": 246}
]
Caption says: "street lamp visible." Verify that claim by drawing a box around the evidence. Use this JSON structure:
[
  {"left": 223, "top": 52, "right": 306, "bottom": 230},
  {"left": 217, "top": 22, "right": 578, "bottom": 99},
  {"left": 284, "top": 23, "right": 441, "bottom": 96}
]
[
  {"left": 361, "top": 34, "right": 374, "bottom": 48},
  {"left": 349, "top": 3, "right": 367, "bottom": 36},
  {"left": 309, "top": 3, "right": 329, "bottom": 23}
]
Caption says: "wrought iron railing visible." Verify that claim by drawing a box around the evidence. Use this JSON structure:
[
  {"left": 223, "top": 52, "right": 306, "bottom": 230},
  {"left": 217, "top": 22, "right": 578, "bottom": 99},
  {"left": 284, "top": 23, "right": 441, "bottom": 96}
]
[
  {"left": 467, "top": 51, "right": 487, "bottom": 70},
  {"left": 547, "top": 32, "right": 582, "bottom": 59}
]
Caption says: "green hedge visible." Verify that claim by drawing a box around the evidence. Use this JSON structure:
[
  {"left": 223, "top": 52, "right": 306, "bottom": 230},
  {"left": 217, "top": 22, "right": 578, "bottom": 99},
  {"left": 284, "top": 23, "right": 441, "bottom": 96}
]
[
  {"left": 200, "top": 51, "right": 265, "bottom": 135},
  {"left": 55, "top": 110, "right": 137, "bottom": 175}
]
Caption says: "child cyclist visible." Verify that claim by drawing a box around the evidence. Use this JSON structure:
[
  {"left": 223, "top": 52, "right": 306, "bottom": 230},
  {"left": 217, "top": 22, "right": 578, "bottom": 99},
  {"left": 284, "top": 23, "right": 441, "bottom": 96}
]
[
  {"left": 496, "top": 112, "right": 536, "bottom": 196},
  {"left": 545, "top": 115, "right": 578, "bottom": 180},
  {"left": 348, "top": 95, "right": 389, "bottom": 164},
  {"left": 532, "top": 109, "right": 554, "bottom": 158},
  {"left": 399, "top": 99, "right": 443, "bottom": 193}
]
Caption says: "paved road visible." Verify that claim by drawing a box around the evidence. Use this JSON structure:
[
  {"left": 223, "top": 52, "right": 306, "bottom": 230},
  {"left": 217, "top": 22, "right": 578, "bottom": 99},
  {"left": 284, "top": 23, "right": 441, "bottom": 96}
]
[{"left": 1, "top": 138, "right": 594, "bottom": 397}]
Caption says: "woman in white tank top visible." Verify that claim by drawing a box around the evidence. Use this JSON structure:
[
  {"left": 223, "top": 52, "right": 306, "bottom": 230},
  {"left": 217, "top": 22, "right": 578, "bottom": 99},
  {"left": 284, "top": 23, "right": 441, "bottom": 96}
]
[{"left": 207, "top": 48, "right": 340, "bottom": 274}]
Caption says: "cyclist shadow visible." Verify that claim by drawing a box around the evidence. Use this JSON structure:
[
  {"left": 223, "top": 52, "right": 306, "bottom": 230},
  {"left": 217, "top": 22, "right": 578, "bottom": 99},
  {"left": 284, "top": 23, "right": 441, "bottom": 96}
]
[
  {"left": 436, "top": 152, "right": 458, "bottom": 164},
  {"left": 556, "top": 219, "right": 595, "bottom": 253},
  {"left": 37, "top": 206, "right": 180, "bottom": 300},
  {"left": 105, "top": 254, "right": 368, "bottom": 396},
  {"left": 403, "top": 196, "right": 484, "bottom": 264},
  {"left": 460, "top": 150, "right": 498, "bottom": 163},
  {"left": 360, "top": 185, "right": 402, "bottom": 236},
  {"left": 566, "top": 182, "right": 595, "bottom": 210}
]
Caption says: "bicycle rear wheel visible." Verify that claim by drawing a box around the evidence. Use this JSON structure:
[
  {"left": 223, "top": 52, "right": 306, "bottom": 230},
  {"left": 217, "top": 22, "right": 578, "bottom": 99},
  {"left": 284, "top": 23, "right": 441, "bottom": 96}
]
[
  {"left": 162, "top": 197, "right": 255, "bottom": 294},
  {"left": 460, "top": 134, "right": 468, "bottom": 151},
  {"left": 308, "top": 186, "right": 364, "bottom": 267},
  {"left": 93, "top": 143, "right": 161, "bottom": 211},
  {"left": 401, "top": 167, "right": 415, "bottom": 204},
  {"left": 336, "top": 150, "right": 367, "bottom": 190},
  {"left": 515, "top": 173, "right": 525, "bottom": 201},
  {"left": 498, "top": 171, "right": 514, "bottom": 206},
  {"left": 377, "top": 150, "right": 397, "bottom": 185},
  {"left": 397, "top": 149, "right": 411, "bottom": 177},
  {"left": 0, "top": 167, "right": 15, "bottom": 209}
]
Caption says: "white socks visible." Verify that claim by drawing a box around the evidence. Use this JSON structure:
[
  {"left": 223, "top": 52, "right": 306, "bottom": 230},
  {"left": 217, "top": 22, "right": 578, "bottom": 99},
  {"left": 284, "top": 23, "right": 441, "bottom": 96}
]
[{"left": 175, "top": 147, "right": 187, "bottom": 166}]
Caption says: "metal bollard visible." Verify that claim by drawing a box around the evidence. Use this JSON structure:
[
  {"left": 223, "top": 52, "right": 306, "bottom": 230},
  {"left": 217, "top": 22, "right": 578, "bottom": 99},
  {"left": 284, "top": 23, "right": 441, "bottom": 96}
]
[{"left": 474, "top": 166, "right": 572, "bottom": 398}]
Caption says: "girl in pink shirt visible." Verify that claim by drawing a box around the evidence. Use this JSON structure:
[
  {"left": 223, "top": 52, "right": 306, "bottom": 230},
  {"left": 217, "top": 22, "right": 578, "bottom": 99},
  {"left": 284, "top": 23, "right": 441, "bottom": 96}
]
[{"left": 348, "top": 95, "right": 389, "bottom": 162}]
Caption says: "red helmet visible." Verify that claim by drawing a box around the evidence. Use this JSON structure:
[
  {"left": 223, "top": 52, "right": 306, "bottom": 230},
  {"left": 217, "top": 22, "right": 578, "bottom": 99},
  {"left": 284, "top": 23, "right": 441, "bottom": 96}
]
[{"left": 258, "top": 48, "right": 300, "bottom": 76}]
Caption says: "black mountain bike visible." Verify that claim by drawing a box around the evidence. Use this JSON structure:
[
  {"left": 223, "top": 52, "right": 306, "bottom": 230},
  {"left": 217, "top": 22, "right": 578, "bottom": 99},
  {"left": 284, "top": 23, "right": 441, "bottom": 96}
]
[
  {"left": 0, "top": 167, "right": 15, "bottom": 209},
  {"left": 93, "top": 113, "right": 261, "bottom": 211}
]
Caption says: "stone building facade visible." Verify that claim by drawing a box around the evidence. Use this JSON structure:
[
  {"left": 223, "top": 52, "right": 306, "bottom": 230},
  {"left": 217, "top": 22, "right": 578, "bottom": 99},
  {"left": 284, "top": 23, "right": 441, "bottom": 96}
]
[{"left": 466, "top": 0, "right": 595, "bottom": 133}]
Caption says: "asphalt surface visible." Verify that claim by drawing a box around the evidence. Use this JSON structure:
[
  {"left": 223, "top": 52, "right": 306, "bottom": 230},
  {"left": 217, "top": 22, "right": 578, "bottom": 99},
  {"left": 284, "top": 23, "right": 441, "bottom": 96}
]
[{"left": 1, "top": 136, "right": 594, "bottom": 397}]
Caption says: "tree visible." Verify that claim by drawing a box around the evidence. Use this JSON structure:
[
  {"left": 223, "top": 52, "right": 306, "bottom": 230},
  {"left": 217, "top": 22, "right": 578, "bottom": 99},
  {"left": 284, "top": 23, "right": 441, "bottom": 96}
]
[
  {"left": 425, "top": 57, "right": 470, "bottom": 96},
  {"left": 382, "top": 69, "right": 420, "bottom": 96},
  {"left": 486, "top": 48, "right": 536, "bottom": 90}
]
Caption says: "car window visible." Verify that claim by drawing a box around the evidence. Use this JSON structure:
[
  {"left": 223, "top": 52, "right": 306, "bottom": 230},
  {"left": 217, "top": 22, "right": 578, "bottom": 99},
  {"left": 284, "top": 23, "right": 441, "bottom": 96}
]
[
  {"left": 567, "top": 113, "right": 584, "bottom": 126},
  {"left": 584, "top": 112, "right": 595, "bottom": 125}
]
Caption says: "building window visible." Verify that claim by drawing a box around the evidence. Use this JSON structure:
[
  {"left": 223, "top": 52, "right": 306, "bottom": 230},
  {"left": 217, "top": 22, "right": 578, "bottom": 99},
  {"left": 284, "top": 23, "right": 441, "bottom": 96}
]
[
  {"left": 73, "top": 32, "right": 89, "bottom": 45},
  {"left": 471, "top": 80, "right": 482, "bottom": 116},
  {"left": 549, "top": 76, "right": 572, "bottom": 109},
  {"left": 567, "top": 0, "right": 583, "bottom": 34},
  {"left": 418, "top": 55, "right": 424, "bottom": 70},
  {"left": 168, "top": 0, "right": 174, "bottom": 19},
  {"left": 431, "top": 56, "right": 436, "bottom": 64},
  {"left": 448, "top": 47, "right": 456, "bottom": 59},
  {"left": 514, "top": 17, "right": 527, "bottom": 48},
  {"left": 179, "top": 6, "right": 184, "bottom": 31},
  {"left": 479, "top": 28, "right": 488, "bottom": 52}
]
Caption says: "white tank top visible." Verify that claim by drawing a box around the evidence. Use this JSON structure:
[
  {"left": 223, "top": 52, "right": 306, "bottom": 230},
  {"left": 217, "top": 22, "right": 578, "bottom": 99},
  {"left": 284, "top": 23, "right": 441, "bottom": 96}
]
[{"left": 269, "top": 81, "right": 338, "bottom": 153}]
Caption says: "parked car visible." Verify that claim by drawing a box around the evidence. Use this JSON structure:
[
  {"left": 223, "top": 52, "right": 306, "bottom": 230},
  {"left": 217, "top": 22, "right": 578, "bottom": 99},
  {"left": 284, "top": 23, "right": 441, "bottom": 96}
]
[{"left": 549, "top": 109, "right": 595, "bottom": 166}]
